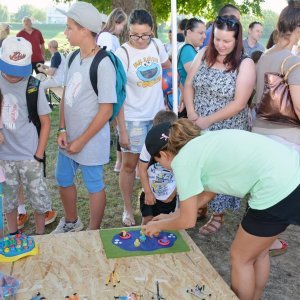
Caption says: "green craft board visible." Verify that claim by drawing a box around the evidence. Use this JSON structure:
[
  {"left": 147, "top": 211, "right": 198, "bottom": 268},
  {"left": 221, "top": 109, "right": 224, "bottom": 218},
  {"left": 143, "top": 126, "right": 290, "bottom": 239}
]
[{"left": 100, "top": 227, "right": 190, "bottom": 259}]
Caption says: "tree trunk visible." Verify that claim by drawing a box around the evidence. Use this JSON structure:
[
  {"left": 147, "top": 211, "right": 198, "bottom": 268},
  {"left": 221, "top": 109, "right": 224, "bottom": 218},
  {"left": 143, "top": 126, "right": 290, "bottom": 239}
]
[{"left": 111, "top": 0, "right": 157, "bottom": 43}]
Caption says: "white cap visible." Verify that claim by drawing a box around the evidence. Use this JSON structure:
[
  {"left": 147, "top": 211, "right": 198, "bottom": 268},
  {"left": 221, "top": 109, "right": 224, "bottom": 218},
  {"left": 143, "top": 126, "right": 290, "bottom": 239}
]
[
  {"left": 57, "top": 2, "right": 102, "bottom": 34},
  {"left": 0, "top": 36, "right": 32, "bottom": 77}
]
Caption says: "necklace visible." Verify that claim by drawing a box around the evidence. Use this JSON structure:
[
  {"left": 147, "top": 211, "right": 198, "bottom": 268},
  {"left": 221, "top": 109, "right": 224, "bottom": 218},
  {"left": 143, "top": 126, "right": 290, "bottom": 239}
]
[{"left": 80, "top": 47, "right": 96, "bottom": 65}]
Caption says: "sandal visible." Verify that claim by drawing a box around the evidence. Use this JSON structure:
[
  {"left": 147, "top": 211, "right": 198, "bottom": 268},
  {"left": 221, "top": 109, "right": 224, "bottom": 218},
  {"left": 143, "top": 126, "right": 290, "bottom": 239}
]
[
  {"left": 269, "top": 239, "right": 288, "bottom": 257},
  {"left": 199, "top": 213, "right": 224, "bottom": 235},
  {"left": 197, "top": 206, "right": 208, "bottom": 220},
  {"left": 122, "top": 211, "right": 136, "bottom": 227}
]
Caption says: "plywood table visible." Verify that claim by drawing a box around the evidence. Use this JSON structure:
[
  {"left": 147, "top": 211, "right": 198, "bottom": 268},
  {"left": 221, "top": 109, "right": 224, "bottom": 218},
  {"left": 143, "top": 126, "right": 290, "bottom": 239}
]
[{"left": 1, "top": 230, "right": 238, "bottom": 299}]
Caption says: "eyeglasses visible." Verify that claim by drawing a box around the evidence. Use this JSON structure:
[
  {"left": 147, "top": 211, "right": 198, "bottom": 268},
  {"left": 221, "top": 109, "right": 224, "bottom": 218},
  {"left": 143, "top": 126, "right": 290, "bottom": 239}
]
[
  {"left": 215, "top": 16, "right": 239, "bottom": 29},
  {"left": 129, "top": 34, "right": 151, "bottom": 41}
]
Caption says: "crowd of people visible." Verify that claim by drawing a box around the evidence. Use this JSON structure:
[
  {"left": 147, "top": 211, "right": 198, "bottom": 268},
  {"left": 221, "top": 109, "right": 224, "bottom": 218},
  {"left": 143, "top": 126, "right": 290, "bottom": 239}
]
[{"left": 0, "top": 1, "right": 300, "bottom": 299}]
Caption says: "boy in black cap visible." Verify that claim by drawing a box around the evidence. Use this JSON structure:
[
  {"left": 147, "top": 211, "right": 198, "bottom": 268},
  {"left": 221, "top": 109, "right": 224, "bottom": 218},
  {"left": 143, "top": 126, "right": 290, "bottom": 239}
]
[{"left": 139, "top": 111, "right": 178, "bottom": 225}]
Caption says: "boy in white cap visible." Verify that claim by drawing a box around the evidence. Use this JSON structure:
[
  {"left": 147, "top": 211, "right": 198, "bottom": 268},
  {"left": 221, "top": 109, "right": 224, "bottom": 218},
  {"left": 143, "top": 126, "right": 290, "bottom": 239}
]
[
  {"left": 53, "top": 2, "right": 117, "bottom": 233},
  {"left": 0, "top": 36, "right": 52, "bottom": 235}
]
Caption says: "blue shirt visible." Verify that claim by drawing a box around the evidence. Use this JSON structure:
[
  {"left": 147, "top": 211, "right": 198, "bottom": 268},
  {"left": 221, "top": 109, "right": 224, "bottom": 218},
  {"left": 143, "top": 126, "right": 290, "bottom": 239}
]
[{"left": 177, "top": 44, "right": 197, "bottom": 85}]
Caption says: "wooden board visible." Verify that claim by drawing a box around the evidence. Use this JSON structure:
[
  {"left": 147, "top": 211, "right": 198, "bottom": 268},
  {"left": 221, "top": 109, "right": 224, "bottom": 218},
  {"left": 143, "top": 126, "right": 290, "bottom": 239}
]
[{"left": 2, "top": 230, "right": 238, "bottom": 299}]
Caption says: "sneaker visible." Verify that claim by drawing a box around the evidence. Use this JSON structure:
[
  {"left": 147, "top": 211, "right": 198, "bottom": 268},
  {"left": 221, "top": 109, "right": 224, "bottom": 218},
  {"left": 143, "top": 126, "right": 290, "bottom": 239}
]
[
  {"left": 45, "top": 210, "right": 57, "bottom": 225},
  {"left": 17, "top": 213, "right": 29, "bottom": 229},
  {"left": 51, "top": 217, "right": 84, "bottom": 234}
]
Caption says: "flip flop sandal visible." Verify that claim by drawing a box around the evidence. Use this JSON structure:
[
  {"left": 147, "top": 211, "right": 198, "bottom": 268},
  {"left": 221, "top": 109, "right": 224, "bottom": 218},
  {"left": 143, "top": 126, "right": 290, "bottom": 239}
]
[
  {"left": 122, "top": 211, "right": 136, "bottom": 227},
  {"left": 199, "top": 214, "right": 224, "bottom": 236},
  {"left": 269, "top": 239, "right": 288, "bottom": 257}
]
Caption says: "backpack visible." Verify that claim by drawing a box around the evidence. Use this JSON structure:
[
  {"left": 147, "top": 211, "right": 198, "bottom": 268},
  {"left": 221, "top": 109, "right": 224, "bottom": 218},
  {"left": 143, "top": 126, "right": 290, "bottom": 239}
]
[
  {"left": 68, "top": 47, "right": 127, "bottom": 121},
  {"left": 26, "top": 75, "right": 46, "bottom": 177}
]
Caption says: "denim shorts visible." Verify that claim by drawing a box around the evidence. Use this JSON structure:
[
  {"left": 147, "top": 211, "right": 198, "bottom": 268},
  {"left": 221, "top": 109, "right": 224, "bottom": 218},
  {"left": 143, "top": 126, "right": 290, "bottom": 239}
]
[
  {"left": 122, "top": 120, "right": 153, "bottom": 154},
  {"left": 56, "top": 152, "right": 105, "bottom": 193}
]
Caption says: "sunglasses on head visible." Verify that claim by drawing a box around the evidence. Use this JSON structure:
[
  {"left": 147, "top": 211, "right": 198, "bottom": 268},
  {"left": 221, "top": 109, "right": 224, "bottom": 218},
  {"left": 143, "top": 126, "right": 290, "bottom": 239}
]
[{"left": 215, "top": 16, "right": 239, "bottom": 29}]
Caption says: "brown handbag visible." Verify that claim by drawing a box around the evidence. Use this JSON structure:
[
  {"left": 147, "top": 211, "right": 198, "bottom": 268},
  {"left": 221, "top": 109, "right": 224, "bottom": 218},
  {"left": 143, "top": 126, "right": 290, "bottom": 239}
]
[{"left": 256, "top": 56, "right": 300, "bottom": 126}]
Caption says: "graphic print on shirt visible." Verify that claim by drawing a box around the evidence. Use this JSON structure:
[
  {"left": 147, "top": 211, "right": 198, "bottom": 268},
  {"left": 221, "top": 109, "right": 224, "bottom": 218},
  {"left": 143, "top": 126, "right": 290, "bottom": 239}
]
[
  {"left": 65, "top": 72, "right": 82, "bottom": 107},
  {"left": 134, "top": 57, "right": 161, "bottom": 88},
  {"left": 148, "top": 163, "right": 174, "bottom": 198},
  {"left": 2, "top": 94, "right": 19, "bottom": 130}
]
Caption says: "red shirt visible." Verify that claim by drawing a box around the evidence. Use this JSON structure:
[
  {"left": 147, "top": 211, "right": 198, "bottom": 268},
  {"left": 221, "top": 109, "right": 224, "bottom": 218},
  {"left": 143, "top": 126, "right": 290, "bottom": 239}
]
[{"left": 17, "top": 28, "right": 45, "bottom": 62}]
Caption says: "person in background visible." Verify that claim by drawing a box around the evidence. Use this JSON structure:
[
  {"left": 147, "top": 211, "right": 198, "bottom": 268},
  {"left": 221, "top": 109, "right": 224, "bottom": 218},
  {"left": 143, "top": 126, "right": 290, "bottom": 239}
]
[
  {"left": 37, "top": 40, "right": 66, "bottom": 91},
  {"left": 252, "top": 2, "right": 300, "bottom": 257},
  {"left": 17, "top": 17, "right": 45, "bottom": 74},
  {"left": 139, "top": 110, "right": 178, "bottom": 225},
  {"left": 164, "top": 29, "right": 172, "bottom": 54},
  {"left": 115, "top": 9, "right": 171, "bottom": 226},
  {"left": 97, "top": 8, "right": 127, "bottom": 174},
  {"left": 177, "top": 18, "right": 188, "bottom": 45},
  {"left": 243, "top": 21, "right": 265, "bottom": 57},
  {"left": 202, "top": 4, "right": 241, "bottom": 48},
  {"left": 97, "top": 8, "right": 127, "bottom": 52},
  {"left": 184, "top": 15, "right": 255, "bottom": 235},
  {"left": 0, "top": 23, "right": 10, "bottom": 47},
  {"left": 266, "top": 29, "right": 279, "bottom": 49}
]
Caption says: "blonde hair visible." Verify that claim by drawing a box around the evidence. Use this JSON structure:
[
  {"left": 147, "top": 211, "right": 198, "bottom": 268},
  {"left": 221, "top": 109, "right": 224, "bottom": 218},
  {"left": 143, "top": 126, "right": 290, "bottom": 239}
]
[
  {"left": 48, "top": 40, "right": 58, "bottom": 49},
  {"left": 102, "top": 8, "right": 127, "bottom": 34},
  {"left": 0, "top": 24, "right": 9, "bottom": 40},
  {"left": 167, "top": 119, "right": 201, "bottom": 155}
]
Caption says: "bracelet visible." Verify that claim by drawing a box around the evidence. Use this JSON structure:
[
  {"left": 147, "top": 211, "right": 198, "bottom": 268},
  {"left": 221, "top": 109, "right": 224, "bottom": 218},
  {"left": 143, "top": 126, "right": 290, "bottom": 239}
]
[
  {"left": 57, "top": 128, "right": 67, "bottom": 137},
  {"left": 34, "top": 154, "right": 44, "bottom": 163}
]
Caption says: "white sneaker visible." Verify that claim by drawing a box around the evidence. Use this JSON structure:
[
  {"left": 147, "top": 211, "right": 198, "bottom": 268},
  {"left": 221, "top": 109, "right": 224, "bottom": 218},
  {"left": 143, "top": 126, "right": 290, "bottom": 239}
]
[{"left": 51, "top": 217, "right": 84, "bottom": 234}]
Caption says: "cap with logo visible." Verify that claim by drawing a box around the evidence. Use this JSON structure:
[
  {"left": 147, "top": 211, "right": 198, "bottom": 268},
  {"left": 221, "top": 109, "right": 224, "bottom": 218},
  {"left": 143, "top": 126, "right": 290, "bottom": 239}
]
[
  {"left": 0, "top": 36, "right": 32, "bottom": 77},
  {"left": 57, "top": 2, "right": 102, "bottom": 34},
  {"left": 145, "top": 122, "right": 171, "bottom": 158}
]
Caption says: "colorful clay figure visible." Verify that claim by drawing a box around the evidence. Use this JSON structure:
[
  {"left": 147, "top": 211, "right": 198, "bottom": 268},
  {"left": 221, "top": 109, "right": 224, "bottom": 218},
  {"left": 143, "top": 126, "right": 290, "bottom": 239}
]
[
  {"left": 134, "top": 239, "right": 140, "bottom": 247},
  {"left": 114, "top": 292, "right": 142, "bottom": 300},
  {"left": 0, "top": 233, "right": 38, "bottom": 263},
  {"left": 157, "top": 236, "right": 170, "bottom": 246},
  {"left": 65, "top": 293, "right": 79, "bottom": 300},
  {"left": 31, "top": 292, "right": 46, "bottom": 300},
  {"left": 139, "top": 234, "right": 146, "bottom": 243},
  {"left": 106, "top": 264, "right": 120, "bottom": 287},
  {"left": 0, "top": 272, "right": 20, "bottom": 299},
  {"left": 119, "top": 230, "right": 131, "bottom": 240},
  {"left": 186, "top": 284, "right": 212, "bottom": 298}
]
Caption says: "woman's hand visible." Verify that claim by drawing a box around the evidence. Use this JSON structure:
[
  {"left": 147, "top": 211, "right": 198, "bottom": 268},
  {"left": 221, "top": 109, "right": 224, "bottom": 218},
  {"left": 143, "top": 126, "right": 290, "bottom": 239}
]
[
  {"left": 187, "top": 110, "right": 198, "bottom": 122},
  {"left": 66, "top": 138, "right": 85, "bottom": 154},
  {"left": 145, "top": 192, "right": 156, "bottom": 205},
  {"left": 152, "top": 213, "right": 173, "bottom": 221},
  {"left": 119, "top": 130, "right": 130, "bottom": 150},
  {"left": 195, "top": 116, "right": 212, "bottom": 130},
  {"left": 142, "top": 220, "right": 161, "bottom": 237},
  {"left": 57, "top": 132, "right": 68, "bottom": 149}
]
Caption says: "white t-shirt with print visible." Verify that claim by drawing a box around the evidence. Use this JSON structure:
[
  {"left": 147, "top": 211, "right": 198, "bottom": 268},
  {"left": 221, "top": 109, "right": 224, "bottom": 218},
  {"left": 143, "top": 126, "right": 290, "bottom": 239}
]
[
  {"left": 115, "top": 38, "right": 168, "bottom": 121},
  {"left": 97, "top": 32, "right": 120, "bottom": 53},
  {"left": 140, "top": 144, "right": 176, "bottom": 201}
]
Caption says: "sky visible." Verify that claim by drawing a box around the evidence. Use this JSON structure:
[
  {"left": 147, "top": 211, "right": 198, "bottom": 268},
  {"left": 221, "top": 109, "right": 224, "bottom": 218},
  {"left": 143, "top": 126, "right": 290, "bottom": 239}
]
[{"left": 2, "top": 0, "right": 288, "bottom": 14}]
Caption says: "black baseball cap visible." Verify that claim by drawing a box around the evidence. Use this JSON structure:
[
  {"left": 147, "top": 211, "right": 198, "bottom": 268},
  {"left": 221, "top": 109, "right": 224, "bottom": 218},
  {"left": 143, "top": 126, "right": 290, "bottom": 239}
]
[{"left": 145, "top": 122, "right": 171, "bottom": 157}]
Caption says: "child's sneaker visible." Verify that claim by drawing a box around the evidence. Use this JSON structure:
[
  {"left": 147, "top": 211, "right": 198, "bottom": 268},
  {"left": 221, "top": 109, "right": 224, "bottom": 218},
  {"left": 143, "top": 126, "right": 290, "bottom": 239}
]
[
  {"left": 51, "top": 217, "right": 84, "bottom": 234},
  {"left": 45, "top": 210, "right": 57, "bottom": 225},
  {"left": 17, "top": 213, "right": 29, "bottom": 229}
]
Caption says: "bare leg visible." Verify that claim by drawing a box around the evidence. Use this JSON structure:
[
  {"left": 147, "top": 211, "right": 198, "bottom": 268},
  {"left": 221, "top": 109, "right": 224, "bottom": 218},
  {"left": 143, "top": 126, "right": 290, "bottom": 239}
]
[
  {"left": 230, "top": 225, "right": 278, "bottom": 300},
  {"left": 34, "top": 211, "right": 45, "bottom": 234},
  {"left": 119, "top": 152, "right": 139, "bottom": 216},
  {"left": 59, "top": 185, "right": 77, "bottom": 222},
  {"left": 6, "top": 208, "right": 18, "bottom": 233},
  {"left": 88, "top": 190, "right": 106, "bottom": 230}
]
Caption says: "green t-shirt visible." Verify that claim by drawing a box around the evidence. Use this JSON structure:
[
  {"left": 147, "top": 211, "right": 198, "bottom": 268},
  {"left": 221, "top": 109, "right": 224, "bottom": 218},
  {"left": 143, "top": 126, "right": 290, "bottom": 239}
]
[{"left": 171, "top": 129, "right": 300, "bottom": 210}]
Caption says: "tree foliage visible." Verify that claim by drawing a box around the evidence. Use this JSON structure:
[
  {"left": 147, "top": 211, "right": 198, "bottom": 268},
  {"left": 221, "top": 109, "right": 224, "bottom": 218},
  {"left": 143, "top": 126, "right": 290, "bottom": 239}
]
[
  {"left": 12, "top": 4, "right": 46, "bottom": 23},
  {"left": 66, "top": 0, "right": 264, "bottom": 21},
  {"left": 0, "top": 4, "right": 9, "bottom": 22}
]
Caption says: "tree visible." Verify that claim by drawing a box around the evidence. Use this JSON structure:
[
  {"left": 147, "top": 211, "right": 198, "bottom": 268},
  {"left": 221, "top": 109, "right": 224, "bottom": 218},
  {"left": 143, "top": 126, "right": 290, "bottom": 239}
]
[
  {"left": 81, "top": 0, "right": 263, "bottom": 21},
  {"left": 0, "top": 4, "right": 9, "bottom": 22},
  {"left": 12, "top": 4, "right": 46, "bottom": 23}
]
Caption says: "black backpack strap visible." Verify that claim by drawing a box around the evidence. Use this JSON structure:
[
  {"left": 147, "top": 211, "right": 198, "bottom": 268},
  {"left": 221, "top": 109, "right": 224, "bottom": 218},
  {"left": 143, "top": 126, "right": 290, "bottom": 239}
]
[
  {"left": 121, "top": 45, "right": 130, "bottom": 72},
  {"left": 26, "top": 75, "right": 46, "bottom": 177},
  {"left": 68, "top": 49, "right": 80, "bottom": 68},
  {"left": 90, "top": 47, "right": 108, "bottom": 96},
  {"left": 26, "top": 75, "right": 41, "bottom": 135}
]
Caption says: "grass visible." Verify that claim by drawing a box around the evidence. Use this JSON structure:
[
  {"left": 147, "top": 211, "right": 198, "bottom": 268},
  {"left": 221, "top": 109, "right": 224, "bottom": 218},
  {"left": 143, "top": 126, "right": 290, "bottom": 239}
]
[{"left": 21, "top": 106, "right": 143, "bottom": 235}]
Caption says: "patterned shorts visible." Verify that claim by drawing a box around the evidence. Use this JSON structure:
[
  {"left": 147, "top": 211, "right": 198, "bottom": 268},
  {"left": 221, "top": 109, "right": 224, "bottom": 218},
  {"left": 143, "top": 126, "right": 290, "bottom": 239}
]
[{"left": 0, "top": 160, "right": 51, "bottom": 214}]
